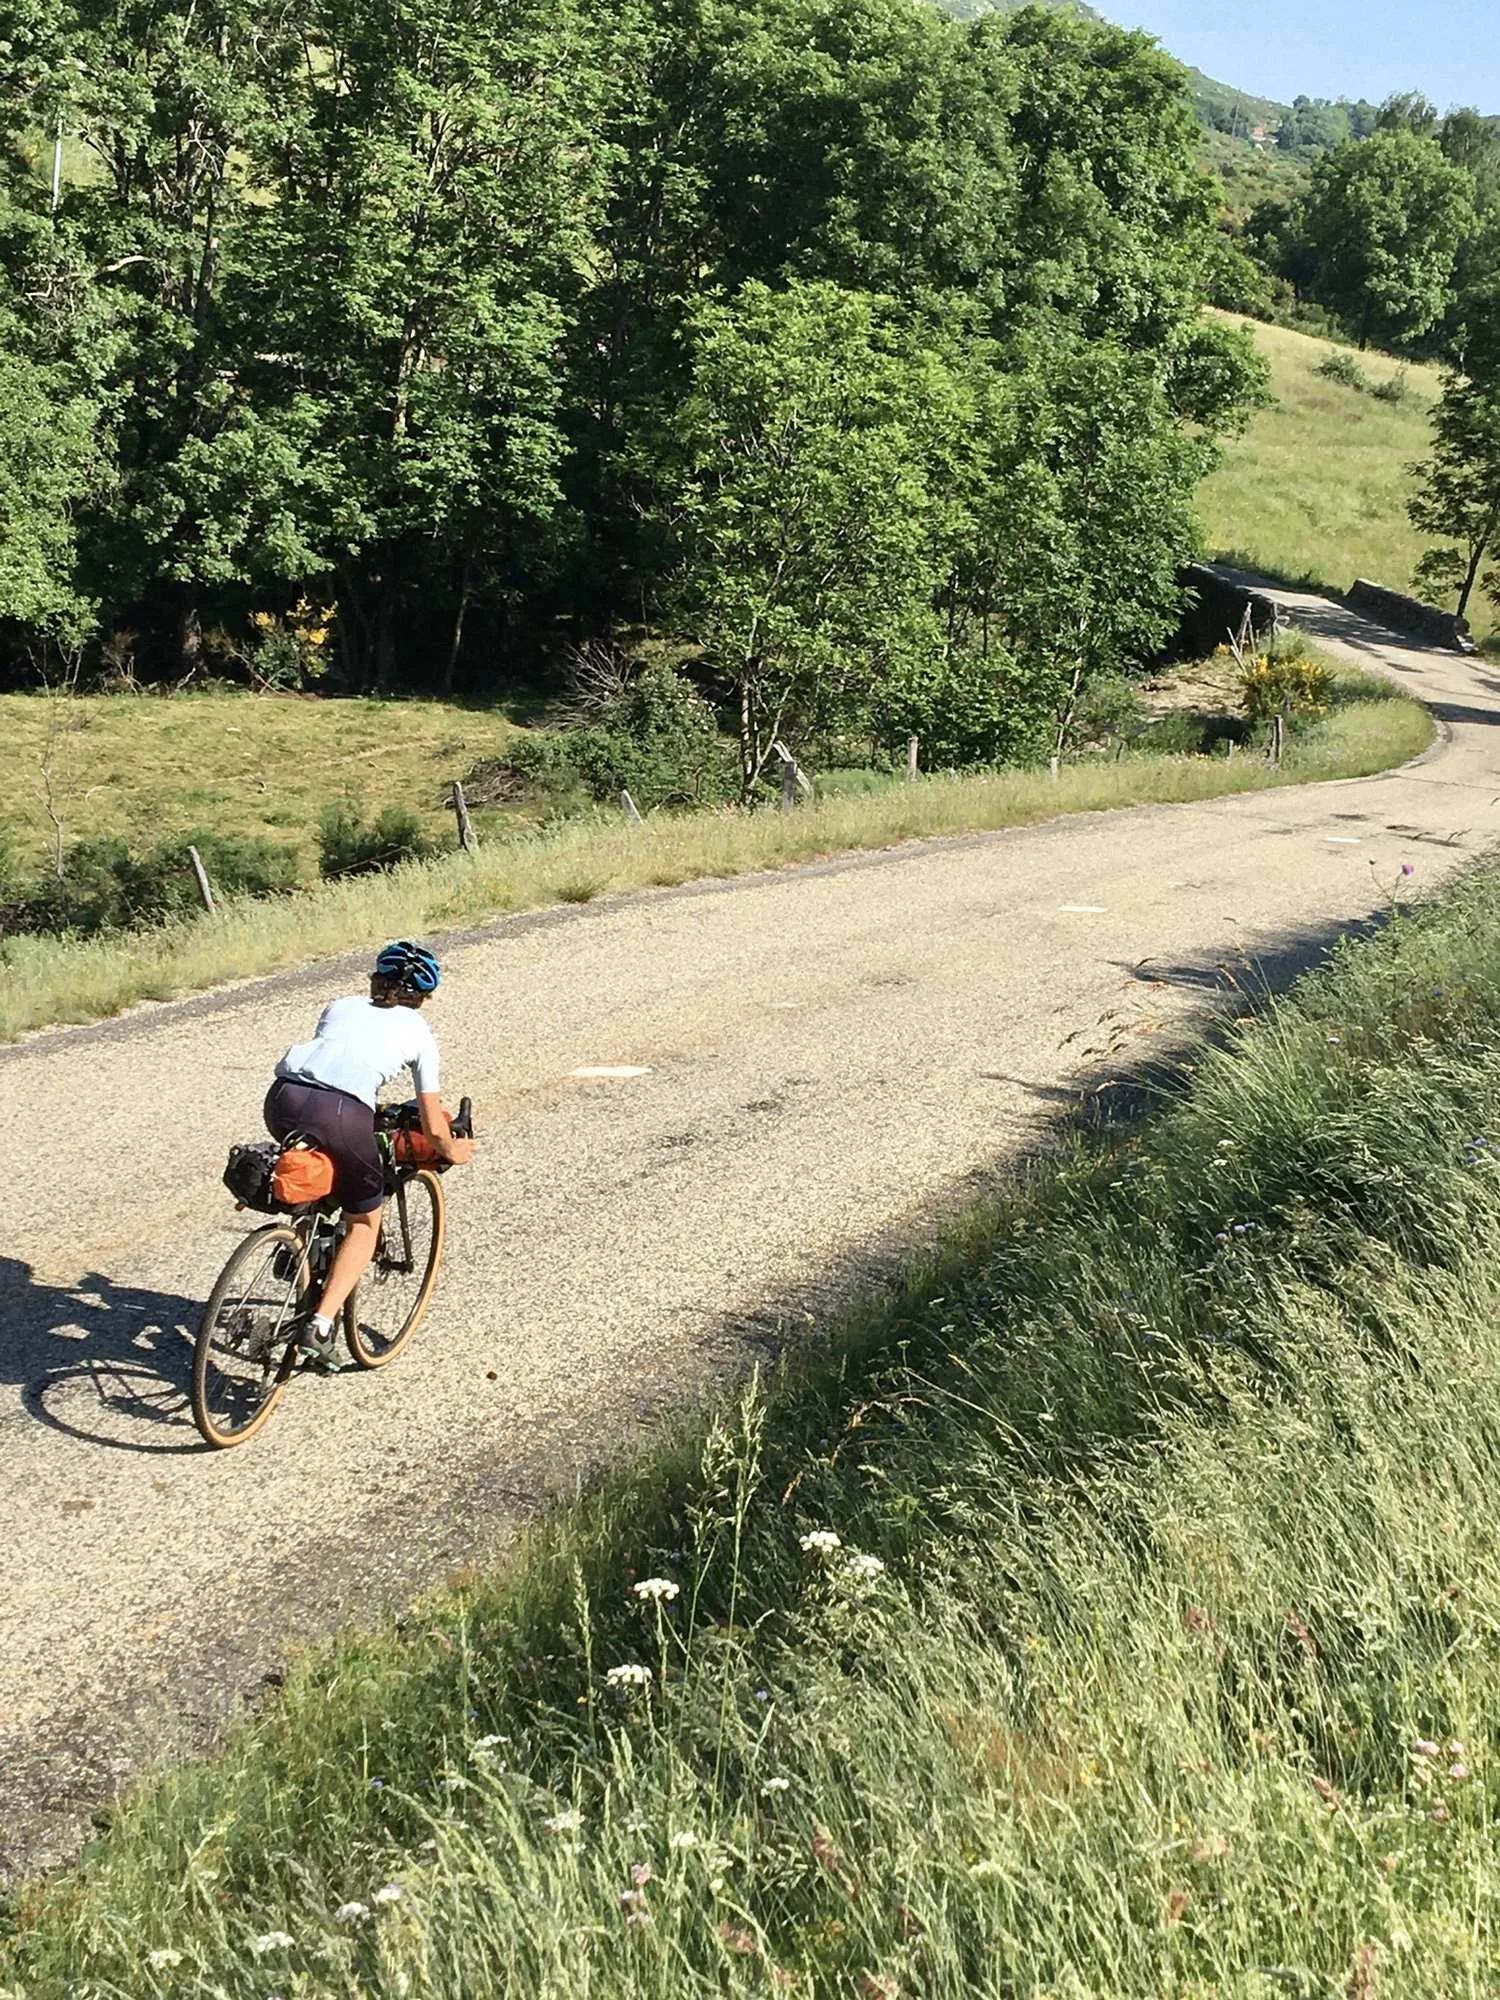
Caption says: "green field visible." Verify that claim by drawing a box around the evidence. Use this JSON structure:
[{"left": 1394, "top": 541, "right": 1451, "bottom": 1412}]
[
  {"left": 1198, "top": 315, "right": 1495, "bottom": 643},
  {"left": 10, "top": 847, "right": 1500, "bottom": 1996},
  {"left": 0, "top": 692, "right": 525, "bottom": 877}
]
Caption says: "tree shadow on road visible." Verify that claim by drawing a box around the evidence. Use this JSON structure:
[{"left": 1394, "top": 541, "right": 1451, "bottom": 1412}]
[{"left": 0, "top": 1257, "right": 201, "bottom": 1454}]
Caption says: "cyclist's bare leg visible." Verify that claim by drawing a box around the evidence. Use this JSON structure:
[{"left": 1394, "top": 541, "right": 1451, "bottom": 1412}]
[{"left": 316, "top": 1209, "right": 382, "bottom": 1322}]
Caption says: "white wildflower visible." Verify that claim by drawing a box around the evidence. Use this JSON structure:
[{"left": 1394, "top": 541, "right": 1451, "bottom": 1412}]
[
  {"left": 472, "top": 1733, "right": 505, "bottom": 1753},
  {"left": 605, "top": 1662, "right": 653, "bottom": 1690},
  {"left": 799, "top": 1530, "right": 842, "bottom": 1557},
  {"left": 669, "top": 1829, "right": 700, "bottom": 1851},
  {"left": 1412, "top": 1738, "right": 1441, "bottom": 1758},
  {"left": 842, "top": 1552, "right": 886, "bottom": 1584},
  {"left": 333, "top": 1901, "right": 370, "bottom": 1925},
  {"left": 633, "top": 1577, "right": 680, "bottom": 1603},
  {"left": 543, "top": 1807, "right": 583, "bottom": 1836},
  {"left": 147, "top": 1949, "right": 184, "bottom": 1970},
  {"left": 373, "top": 1883, "right": 404, "bottom": 1905},
  {"left": 760, "top": 1777, "right": 791, "bottom": 1797},
  {"left": 969, "top": 1859, "right": 1004, "bottom": 1881},
  {"left": 251, "top": 1932, "right": 294, "bottom": 1954}
]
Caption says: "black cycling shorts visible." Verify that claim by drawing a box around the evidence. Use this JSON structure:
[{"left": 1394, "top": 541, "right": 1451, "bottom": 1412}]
[{"left": 264, "top": 1077, "right": 385, "bottom": 1215}]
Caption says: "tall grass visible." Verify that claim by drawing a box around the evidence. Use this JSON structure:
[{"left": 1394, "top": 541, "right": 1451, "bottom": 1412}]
[
  {"left": 9, "top": 847, "right": 1500, "bottom": 1995},
  {"left": 0, "top": 681, "right": 1428, "bottom": 1043}
]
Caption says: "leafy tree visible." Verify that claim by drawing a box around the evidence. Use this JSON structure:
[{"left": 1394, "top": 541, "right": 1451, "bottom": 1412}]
[
  {"left": 961, "top": 339, "right": 1215, "bottom": 766},
  {"left": 4, "top": 0, "right": 300, "bottom": 670},
  {"left": 219, "top": 0, "right": 607, "bottom": 690},
  {"left": 1375, "top": 91, "right": 1440, "bottom": 139},
  {"left": 1439, "top": 109, "right": 1500, "bottom": 213},
  {"left": 994, "top": 6, "right": 1221, "bottom": 372},
  {"left": 562, "top": 0, "right": 1020, "bottom": 621},
  {"left": 1294, "top": 130, "right": 1477, "bottom": 349},
  {"left": 1278, "top": 97, "right": 1354, "bottom": 155},
  {"left": 660, "top": 281, "right": 966, "bottom": 799},
  {"left": 1409, "top": 338, "right": 1500, "bottom": 623},
  {"left": 0, "top": 306, "right": 103, "bottom": 644}
]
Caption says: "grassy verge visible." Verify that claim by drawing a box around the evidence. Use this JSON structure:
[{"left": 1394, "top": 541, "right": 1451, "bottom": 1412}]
[
  {"left": 0, "top": 672, "right": 1430, "bottom": 1043},
  {"left": 1196, "top": 314, "right": 1498, "bottom": 645},
  {"left": 9, "top": 812, "right": 1500, "bottom": 1994}
]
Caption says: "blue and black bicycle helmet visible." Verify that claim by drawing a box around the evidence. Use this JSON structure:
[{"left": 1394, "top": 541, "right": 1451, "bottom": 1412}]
[{"left": 374, "top": 939, "right": 441, "bottom": 994}]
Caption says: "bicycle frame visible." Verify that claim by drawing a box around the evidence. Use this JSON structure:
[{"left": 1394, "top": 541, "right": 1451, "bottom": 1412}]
[
  {"left": 380, "top": 1178, "right": 418, "bottom": 1275},
  {"left": 254, "top": 1207, "right": 341, "bottom": 1390}
]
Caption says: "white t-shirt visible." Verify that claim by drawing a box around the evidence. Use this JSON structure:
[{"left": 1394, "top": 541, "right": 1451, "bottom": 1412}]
[{"left": 276, "top": 995, "right": 441, "bottom": 1110}]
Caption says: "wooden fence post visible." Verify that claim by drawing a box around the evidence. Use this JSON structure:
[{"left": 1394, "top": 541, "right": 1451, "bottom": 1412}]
[
  {"left": 772, "top": 739, "right": 813, "bottom": 811},
  {"left": 448, "top": 781, "right": 478, "bottom": 853},
  {"left": 620, "top": 788, "right": 643, "bottom": 823},
  {"left": 186, "top": 845, "right": 216, "bottom": 915},
  {"left": 906, "top": 735, "right": 920, "bottom": 782}
]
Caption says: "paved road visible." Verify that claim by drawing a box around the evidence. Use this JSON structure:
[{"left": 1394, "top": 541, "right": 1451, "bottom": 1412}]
[{"left": 4, "top": 581, "right": 1499, "bottom": 1878}]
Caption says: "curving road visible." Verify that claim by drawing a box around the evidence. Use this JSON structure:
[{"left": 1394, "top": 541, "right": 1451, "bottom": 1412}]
[{"left": 4, "top": 577, "right": 1499, "bottom": 1878}]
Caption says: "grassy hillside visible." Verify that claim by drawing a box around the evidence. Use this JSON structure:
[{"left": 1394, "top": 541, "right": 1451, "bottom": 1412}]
[
  {"left": 1197, "top": 316, "right": 1494, "bottom": 641},
  {"left": 0, "top": 693, "right": 524, "bottom": 879},
  {"left": 11, "top": 857, "right": 1500, "bottom": 1996}
]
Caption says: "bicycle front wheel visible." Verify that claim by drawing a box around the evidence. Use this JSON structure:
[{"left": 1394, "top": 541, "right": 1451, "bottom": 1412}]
[
  {"left": 193, "top": 1224, "right": 305, "bottom": 1448},
  {"left": 344, "top": 1170, "right": 445, "bottom": 1368}
]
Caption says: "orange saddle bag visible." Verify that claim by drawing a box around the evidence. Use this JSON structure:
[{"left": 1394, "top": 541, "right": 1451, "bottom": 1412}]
[{"left": 271, "top": 1145, "right": 337, "bottom": 1207}]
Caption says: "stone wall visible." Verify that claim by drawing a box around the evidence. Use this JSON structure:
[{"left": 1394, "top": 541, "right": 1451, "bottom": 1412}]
[
  {"left": 1179, "top": 563, "right": 1281, "bottom": 658},
  {"left": 1347, "top": 579, "right": 1475, "bottom": 654}
]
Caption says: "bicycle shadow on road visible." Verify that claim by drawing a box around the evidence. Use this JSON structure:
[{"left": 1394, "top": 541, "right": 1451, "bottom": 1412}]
[{"left": 0, "top": 1256, "right": 201, "bottom": 1454}]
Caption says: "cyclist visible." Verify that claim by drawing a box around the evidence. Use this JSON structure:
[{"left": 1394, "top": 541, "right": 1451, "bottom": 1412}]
[{"left": 264, "top": 939, "right": 474, "bottom": 1366}]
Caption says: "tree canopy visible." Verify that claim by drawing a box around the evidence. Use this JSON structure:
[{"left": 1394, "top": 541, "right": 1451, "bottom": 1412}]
[{"left": 0, "top": 0, "right": 1262, "bottom": 768}]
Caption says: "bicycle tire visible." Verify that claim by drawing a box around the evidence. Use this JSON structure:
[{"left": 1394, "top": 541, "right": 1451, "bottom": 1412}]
[
  {"left": 193, "top": 1223, "right": 305, "bottom": 1448},
  {"left": 344, "top": 1169, "right": 446, "bottom": 1369}
]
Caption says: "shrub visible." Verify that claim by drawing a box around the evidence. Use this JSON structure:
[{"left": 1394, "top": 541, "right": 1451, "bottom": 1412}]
[
  {"left": 317, "top": 804, "right": 434, "bottom": 878},
  {"left": 1132, "top": 710, "right": 1248, "bottom": 756},
  {"left": 1071, "top": 673, "right": 1149, "bottom": 750},
  {"left": 1316, "top": 351, "right": 1407, "bottom": 405},
  {"left": 872, "top": 646, "right": 1056, "bottom": 770},
  {"left": 1240, "top": 650, "right": 1336, "bottom": 721},
  {"left": 465, "top": 660, "right": 734, "bottom": 815},
  {"left": 6, "top": 830, "right": 301, "bottom": 936},
  {"left": 1317, "top": 350, "right": 1369, "bottom": 391}
]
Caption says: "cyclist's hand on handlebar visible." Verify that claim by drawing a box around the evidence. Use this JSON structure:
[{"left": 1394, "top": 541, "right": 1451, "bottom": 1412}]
[{"left": 440, "top": 1134, "right": 476, "bottom": 1167}]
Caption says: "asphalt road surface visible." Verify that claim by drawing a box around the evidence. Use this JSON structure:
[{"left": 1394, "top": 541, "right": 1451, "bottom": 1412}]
[{"left": 5, "top": 579, "right": 1499, "bottom": 1879}]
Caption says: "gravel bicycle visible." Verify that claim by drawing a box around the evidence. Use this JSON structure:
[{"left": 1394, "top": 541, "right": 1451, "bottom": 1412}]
[{"left": 191, "top": 1097, "right": 472, "bottom": 1449}]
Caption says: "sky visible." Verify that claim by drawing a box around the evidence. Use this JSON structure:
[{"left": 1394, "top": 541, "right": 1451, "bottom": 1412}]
[{"left": 1111, "top": 0, "right": 1500, "bottom": 115}]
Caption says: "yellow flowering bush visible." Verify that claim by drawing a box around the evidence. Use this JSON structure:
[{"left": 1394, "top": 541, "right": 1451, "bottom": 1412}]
[{"left": 1240, "top": 651, "right": 1335, "bottom": 722}]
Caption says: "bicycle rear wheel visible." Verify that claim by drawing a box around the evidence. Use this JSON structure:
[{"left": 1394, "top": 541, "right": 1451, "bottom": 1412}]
[
  {"left": 344, "top": 1169, "right": 445, "bottom": 1368},
  {"left": 193, "top": 1224, "right": 305, "bottom": 1448}
]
